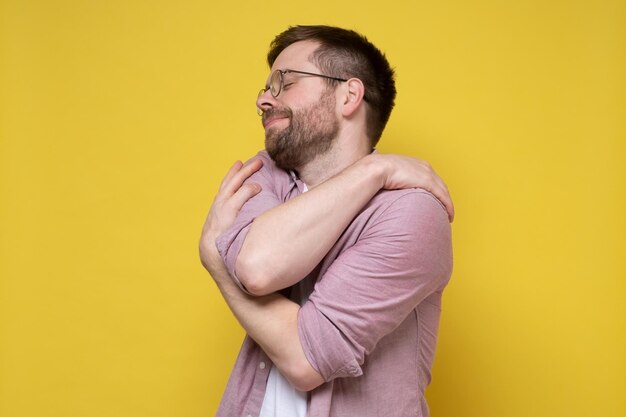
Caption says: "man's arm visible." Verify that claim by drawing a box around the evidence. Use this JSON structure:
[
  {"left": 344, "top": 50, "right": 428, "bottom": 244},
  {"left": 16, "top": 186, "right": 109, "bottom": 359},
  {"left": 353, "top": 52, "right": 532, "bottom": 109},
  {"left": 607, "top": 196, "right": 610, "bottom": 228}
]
[
  {"left": 236, "top": 153, "right": 454, "bottom": 295},
  {"left": 200, "top": 161, "right": 451, "bottom": 390},
  {"left": 207, "top": 258, "right": 324, "bottom": 392},
  {"left": 200, "top": 162, "right": 324, "bottom": 391},
  {"left": 297, "top": 190, "right": 452, "bottom": 381}
]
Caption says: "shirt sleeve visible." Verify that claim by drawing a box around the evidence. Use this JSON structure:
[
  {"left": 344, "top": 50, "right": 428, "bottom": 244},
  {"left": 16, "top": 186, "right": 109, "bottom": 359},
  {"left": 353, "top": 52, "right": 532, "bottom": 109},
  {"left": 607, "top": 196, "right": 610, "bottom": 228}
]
[
  {"left": 215, "top": 151, "right": 288, "bottom": 293},
  {"left": 297, "top": 190, "right": 453, "bottom": 381}
]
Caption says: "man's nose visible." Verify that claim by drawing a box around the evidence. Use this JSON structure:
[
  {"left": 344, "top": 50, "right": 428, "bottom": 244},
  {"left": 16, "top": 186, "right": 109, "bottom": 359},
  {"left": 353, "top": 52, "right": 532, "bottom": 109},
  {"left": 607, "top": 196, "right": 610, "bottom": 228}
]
[{"left": 256, "top": 89, "right": 277, "bottom": 115}]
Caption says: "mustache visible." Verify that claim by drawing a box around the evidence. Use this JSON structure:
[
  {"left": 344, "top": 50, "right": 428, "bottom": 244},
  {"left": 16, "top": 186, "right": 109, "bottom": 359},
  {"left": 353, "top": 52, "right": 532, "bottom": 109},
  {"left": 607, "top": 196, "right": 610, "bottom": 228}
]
[{"left": 262, "top": 107, "right": 292, "bottom": 125}]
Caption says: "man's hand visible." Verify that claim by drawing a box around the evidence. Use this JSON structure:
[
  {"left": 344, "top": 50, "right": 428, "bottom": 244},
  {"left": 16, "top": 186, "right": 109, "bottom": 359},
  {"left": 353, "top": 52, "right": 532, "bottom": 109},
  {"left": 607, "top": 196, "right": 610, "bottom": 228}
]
[
  {"left": 371, "top": 154, "right": 455, "bottom": 222},
  {"left": 197, "top": 157, "right": 325, "bottom": 391},
  {"left": 199, "top": 158, "right": 263, "bottom": 273}
]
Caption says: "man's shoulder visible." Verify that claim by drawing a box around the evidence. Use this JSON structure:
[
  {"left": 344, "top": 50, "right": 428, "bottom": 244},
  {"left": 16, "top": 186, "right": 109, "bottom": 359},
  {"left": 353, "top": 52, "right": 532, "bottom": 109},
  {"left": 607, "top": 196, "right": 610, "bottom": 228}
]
[
  {"left": 242, "top": 150, "right": 300, "bottom": 201},
  {"left": 354, "top": 188, "right": 452, "bottom": 240},
  {"left": 370, "top": 188, "right": 448, "bottom": 219},
  {"left": 251, "top": 149, "right": 277, "bottom": 168}
]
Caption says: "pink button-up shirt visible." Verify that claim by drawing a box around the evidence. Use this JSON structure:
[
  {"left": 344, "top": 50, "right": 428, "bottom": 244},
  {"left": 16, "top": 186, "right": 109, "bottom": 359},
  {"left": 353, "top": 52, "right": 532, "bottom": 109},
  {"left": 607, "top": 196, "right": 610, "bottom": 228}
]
[{"left": 215, "top": 151, "right": 453, "bottom": 417}]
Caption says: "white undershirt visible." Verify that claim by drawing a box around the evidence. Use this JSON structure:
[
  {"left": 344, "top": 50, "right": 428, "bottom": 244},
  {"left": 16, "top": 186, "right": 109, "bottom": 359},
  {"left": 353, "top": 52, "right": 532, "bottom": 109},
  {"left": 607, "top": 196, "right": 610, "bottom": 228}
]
[
  {"left": 258, "top": 181, "right": 309, "bottom": 417},
  {"left": 258, "top": 367, "right": 307, "bottom": 417}
]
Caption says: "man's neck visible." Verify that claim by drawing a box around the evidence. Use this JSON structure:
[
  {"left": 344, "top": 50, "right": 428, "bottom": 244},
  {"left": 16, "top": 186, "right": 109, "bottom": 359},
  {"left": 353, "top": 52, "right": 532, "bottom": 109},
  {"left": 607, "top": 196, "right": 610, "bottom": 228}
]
[{"left": 296, "top": 137, "right": 372, "bottom": 188}]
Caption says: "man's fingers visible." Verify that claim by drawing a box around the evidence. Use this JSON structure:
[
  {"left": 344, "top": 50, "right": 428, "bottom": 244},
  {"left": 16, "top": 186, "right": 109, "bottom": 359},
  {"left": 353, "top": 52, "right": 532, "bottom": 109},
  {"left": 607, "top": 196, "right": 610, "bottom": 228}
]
[
  {"left": 439, "top": 190, "right": 455, "bottom": 223},
  {"left": 227, "top": 183, "right": 262, "bottom": 212},
  {"left": 218, "top": 160, "right": 244, "bottom": 192},
  {"left": 219, "top": 158, "right": 264, "bottom": 197},
  {"left": 429, "top": 179, "right": 455, "bottom": 223},
  {"left": 435, "top": 177, "right": 454, "bottom": 222},
  {"left": 417, "top": 164, "right": 455, "bottom": 223}
]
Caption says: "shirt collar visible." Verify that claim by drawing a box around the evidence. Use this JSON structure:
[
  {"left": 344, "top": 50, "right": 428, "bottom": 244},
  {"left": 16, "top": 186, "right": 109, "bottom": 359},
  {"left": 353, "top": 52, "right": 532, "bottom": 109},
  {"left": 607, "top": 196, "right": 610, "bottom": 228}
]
[{"left": 289, "top": 170, "right": 307, "bottom": 193}]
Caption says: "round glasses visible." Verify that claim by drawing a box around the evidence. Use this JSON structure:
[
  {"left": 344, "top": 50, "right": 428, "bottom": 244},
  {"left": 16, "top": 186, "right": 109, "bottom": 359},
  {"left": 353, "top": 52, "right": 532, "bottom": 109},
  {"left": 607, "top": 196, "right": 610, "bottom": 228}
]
[{"left": 257, "top": 69, "right": 348, "bottom": 115}]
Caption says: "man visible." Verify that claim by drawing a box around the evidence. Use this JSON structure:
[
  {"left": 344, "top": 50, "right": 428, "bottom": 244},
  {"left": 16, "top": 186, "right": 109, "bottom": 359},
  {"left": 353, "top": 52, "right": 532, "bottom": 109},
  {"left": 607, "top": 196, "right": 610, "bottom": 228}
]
[{"left": 200, "top": 25, "right": 453, "bottom": 417}]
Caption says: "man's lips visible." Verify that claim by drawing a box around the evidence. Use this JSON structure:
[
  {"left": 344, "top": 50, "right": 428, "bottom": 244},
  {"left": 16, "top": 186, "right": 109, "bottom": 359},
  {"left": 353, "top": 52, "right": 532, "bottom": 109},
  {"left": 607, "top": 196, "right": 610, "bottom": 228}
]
[
  {"left": 263, "top": 116, "right": 289, "bottom": 129},
  {"left": 262, "top": 109, "right": 291, "bottom": 129}
]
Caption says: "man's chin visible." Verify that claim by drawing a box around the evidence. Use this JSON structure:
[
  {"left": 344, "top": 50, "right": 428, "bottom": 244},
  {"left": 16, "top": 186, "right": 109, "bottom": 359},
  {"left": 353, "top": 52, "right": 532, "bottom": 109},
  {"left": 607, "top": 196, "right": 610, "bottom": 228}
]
[
  {"left": 264, "top": 137, "right": 280, "bottom": 161},
  {"left": 266, "top": 146, "right": 296, "bottom": 171}
]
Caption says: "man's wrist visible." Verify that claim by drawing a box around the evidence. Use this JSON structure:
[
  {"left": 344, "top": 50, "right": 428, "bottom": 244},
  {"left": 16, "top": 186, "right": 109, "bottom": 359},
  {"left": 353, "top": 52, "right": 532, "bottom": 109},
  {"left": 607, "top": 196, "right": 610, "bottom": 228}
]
[{"left": 356, "top": 153, "right": 386, "bottom": 190}]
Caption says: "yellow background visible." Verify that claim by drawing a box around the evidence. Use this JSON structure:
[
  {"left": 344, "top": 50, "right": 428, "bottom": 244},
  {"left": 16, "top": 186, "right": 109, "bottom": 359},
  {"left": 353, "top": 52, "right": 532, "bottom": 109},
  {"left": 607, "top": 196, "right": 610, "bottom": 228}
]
[{"left": 1, "top": 1, "right": 624, "bottom": 416}]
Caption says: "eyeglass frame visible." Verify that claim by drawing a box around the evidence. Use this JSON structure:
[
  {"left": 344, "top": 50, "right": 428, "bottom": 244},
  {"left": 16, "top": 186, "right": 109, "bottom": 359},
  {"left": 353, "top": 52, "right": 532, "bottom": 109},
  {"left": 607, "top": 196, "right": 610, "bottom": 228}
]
[{"left": 257, "top": 69, "right": 349, "bottom": 115}]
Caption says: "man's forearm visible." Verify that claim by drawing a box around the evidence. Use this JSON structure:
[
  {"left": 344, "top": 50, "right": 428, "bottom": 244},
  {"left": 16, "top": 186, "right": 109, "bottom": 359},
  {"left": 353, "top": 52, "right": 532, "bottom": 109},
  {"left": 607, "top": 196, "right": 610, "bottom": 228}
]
[
  {"left": 236, "top": 154, "right": 385, "bottom": 295},
  {"left": 209, "top": 259, "right": 324, "bottom": 392}
]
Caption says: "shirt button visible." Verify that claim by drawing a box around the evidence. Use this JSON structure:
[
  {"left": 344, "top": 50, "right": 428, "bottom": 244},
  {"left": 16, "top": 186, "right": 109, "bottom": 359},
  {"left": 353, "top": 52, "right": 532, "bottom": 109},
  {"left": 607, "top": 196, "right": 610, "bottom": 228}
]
[{"left": 259, "top": 361, "right": 266, "bottom": 370}]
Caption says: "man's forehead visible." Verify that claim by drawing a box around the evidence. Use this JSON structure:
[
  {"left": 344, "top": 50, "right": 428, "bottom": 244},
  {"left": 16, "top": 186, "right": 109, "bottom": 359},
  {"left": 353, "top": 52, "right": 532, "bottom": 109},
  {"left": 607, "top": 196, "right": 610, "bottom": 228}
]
[{"left": 270, "top": 40, "right": 321, "bottom": 72}]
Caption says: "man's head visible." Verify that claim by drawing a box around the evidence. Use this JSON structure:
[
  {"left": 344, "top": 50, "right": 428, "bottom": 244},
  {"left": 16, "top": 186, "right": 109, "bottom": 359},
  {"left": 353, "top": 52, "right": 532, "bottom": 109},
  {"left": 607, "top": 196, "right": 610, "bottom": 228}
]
[{"left": 257, "top": 25, "right": 396, "bottom": 170}]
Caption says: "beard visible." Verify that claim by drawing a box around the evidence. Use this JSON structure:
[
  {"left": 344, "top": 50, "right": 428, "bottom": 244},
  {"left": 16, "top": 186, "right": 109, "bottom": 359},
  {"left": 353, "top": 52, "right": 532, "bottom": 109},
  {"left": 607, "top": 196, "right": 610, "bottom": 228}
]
[{"left": 263, "top": 89, "right": 340, "bottom": 171}]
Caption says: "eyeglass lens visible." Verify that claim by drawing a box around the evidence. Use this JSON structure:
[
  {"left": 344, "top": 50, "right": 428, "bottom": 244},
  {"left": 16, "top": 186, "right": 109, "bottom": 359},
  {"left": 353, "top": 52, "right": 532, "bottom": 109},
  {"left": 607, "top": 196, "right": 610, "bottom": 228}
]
[
  {"left": 256, "top": 70, "right": 288, "bottom": 115},
  {"left": 270, "top": 70, "right": 282, "bottom": 97}
]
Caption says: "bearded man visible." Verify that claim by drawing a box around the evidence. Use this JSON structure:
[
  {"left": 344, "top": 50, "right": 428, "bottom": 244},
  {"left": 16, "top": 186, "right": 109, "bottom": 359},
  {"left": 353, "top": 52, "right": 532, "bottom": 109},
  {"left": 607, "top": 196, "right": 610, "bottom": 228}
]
[{"left": 200, "top": 25, "right": 454, "bottom": 417}]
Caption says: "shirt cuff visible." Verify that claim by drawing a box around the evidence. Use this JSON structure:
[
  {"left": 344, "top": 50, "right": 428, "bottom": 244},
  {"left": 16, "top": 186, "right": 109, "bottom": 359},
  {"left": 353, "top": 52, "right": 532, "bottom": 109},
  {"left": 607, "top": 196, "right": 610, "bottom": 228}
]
[
  {"left": 215, "top": 218, "right": 255, "bottom": 294},
  {"left": 298, "top": 300, "right": 363, "bottom": 381}
]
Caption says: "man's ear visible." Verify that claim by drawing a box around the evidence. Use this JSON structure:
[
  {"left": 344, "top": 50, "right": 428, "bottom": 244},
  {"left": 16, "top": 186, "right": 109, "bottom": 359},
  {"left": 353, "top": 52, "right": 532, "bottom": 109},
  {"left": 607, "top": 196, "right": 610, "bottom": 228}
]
[{"left": 341, "top": 78, "right": 366, "bottom": 117}]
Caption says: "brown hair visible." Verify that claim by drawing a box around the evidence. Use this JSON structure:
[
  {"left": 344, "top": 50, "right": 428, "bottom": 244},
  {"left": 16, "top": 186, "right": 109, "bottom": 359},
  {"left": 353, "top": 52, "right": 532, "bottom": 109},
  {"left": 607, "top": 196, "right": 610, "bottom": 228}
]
[{"left": 268, "top": 25, "right": 396, "bottom": 147}]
